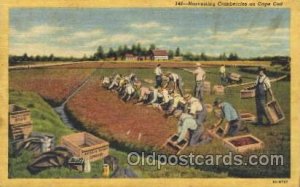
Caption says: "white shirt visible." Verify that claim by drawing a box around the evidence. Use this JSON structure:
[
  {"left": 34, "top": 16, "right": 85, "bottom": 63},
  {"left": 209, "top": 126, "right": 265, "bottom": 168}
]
[
  {"left": 170, "top": 73, "right": 179, "bottom": 82},
  {"left": 161, "top": 89, "right": 172, "bottom": 103},
  {"left": 155, "top": 67, "right": 162, "bottom": 76},
  {"left": 255, "top": 75, "right": 271, "bottom": 90},
  {"left": 193, "top": 67, "right": 206, "bottom": 81},
  {"left": 102, "top": 77, "right": 110, "bottom": 84},
  {"left": 125, "top": 84, "right": 135, "bottom": 95},
  {"left": 220, "top": 66, "right": 226, "bottom": 74},
  {"left": 188, "top": 97, "right": 203, "bottom": 115}
]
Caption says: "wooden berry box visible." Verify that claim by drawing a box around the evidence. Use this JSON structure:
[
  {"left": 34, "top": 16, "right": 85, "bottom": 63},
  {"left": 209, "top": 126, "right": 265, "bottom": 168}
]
[
  {"left": 9, "top": 104, "right": 32, "bottom": 140},
  {"left": 265, "top": 100, "right": 285, "bottom": 124},
  {"left": 239, "top": 112, "right": 256, "bottom": 123},
  {"left": 61, "top": 132, "right": 109, "bottom": 162},
  {"left": 213, "top": 85, "right": 225, "bottom": 95},
  {"left": 9, "top": 104, "right": 31, "bottom": 126},
  {"left": 203, "top": 81, "right": 211, "bottom": 94},
  {"left": 240, "top": 89, "right": 255, "bottom": 99},
  {"left": 223, "top": 134, "right": 264, "bottom": 154}
]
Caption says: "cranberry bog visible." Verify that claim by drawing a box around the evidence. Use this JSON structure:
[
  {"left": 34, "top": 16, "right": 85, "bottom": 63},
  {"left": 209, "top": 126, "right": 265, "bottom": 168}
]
[
  {"left": 9, "top": 69, "right": 94, "bottom": 106},
  {"left": 9, "top": 66, "right": 290, "bottom": 177},
  {"left": 66, "top": 76, "right": 177, "bottom": 150}
]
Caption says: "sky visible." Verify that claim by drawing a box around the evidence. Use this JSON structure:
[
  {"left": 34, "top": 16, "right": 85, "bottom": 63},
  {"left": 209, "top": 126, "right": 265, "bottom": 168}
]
[{"left": 9, "top": 8, "right": 290, "bottom": 58}]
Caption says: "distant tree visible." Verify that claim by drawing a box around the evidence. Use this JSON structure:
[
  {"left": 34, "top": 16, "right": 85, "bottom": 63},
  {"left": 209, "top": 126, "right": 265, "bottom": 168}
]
[
  {"left": 200, "top": 52, "right": 208, "bottom": 61},
  {"left": 168, "top": 50, "right": 174, "bottom": 59},
  {"left": 141, "top": 47, "right": 147, "bottom": 56},
  {"left": 107, "top": 47, "right": 116, "bottom": 59},
  {"left": 228, "top": 53, "right": 239, "bottom": 61},
  {"left": 175, "top": 47, "right": 181, "bottom": 56},
  {"left": 136, "top": 43, "right": 142, "bottom": 56},
  {"left": 149, "top": 44, "right": 156, "bottom": 50},
  {"left": 22, "top": 53, "right": 28, "bottom": 61},
  {"left": 49, "top": 54, "right": 54, "bottom": 61},
  {"left": 219, "top": 53, "right": 227, "bottom": 61},
  {"left": 94, "top": 46, "right": 105, "bottom": 60},
  {"left": 116, "top": 46, "right": 123, "bottom": 59},
  {"left": 123, "top": 45, "right": 129, "bottom": 54},
  {"left": 183, "top": 52, "right": 194, "bottom": 61}
]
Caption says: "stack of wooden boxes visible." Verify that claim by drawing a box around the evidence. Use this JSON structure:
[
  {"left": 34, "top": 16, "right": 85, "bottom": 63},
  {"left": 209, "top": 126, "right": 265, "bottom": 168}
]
[
  {"left": 203, "top": 81, "right": 211, "bottom": 94},
  {"left": 9, "top": 104, "right": 33, "bottom": 140}
]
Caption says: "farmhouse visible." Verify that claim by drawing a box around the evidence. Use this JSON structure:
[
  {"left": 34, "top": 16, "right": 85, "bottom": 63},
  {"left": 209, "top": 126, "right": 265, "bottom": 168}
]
[
  {"left": 151, "top": 49, "right": 169, "bottom": 61},
  {"left": 125, "top": 53, "right": 137, "bottom": 61}
]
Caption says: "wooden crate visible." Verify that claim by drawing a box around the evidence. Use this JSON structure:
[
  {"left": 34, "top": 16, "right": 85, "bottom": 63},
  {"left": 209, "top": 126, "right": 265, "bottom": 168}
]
[
  {"left": 203, "top": 81, "right": 211, "bottom": 94},
  {"left": 213, "top": 85, "right": 224, "bottom": 95},
  {"left": 10, "top": 123, "right": 33, "bottom": 140},
  {"left": 223, "top": 134, "right": 264, "bottom": 154},
  {"left": 61, "top": 132, "right": 109, "bottom": 162},
  {"left": 162, "top": 134, "right": 188, "bottom": 155},
  {"left": 240, "top": 89, "right": 255, "bottom": 99},
  {"left": 265, "top": 100, "right": 285, "bottom": 124},
  {"left": 9, "top": 104, "right": 31, "bottom": 125},
  {"left": 207, "top": 127, "right": 224, "bottom": 140},
  {"left": 240, "top": 112, "right": 256, "bottom": 122}
]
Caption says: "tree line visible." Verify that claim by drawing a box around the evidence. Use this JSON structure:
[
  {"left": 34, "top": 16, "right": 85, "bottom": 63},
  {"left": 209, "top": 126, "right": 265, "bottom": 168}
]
[{"left": 9, "top": 43, "right": 290, "bottom": 66}]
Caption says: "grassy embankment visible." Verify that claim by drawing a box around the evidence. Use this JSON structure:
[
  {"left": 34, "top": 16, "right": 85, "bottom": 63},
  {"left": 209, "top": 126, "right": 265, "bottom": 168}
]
[{"left": 9, "top": 91, "right": 227, "bottom": 178}]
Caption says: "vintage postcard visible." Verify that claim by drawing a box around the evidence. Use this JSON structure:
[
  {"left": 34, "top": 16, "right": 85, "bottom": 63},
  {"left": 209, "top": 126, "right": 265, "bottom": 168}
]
[{"left": 0, "top": 0, "right": 299, "bottom": 187}]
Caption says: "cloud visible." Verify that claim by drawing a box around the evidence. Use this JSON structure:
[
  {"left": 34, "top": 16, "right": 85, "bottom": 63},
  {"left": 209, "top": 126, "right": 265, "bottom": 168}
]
[
  {"left": 56, "top": 29, "right": 104, "bottom": 43},
  {"left": 10, "top": 24, "right": 64, "bottom": 39},
  {"left": 130, "top": 21, "right": 170, "bottom": 31},
  {"left": 165, "top": 36, "right": 189, "bottom": 43}
]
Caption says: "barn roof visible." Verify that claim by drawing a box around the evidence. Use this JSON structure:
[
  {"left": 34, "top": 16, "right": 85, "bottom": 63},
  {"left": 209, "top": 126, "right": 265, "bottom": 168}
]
[{"left": 151, "top": 49, "right": 168, "bottom": 56}]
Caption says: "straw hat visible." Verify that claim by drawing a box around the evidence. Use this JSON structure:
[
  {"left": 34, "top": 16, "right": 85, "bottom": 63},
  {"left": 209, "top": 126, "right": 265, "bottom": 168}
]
[{"left": 183, "top": 94, "right": 192, "bottom": 100}]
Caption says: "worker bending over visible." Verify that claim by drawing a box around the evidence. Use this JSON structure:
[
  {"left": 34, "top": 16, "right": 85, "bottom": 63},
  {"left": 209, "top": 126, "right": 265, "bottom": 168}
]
[
  {"left": 173, "top": 110, "right": 205, "bottom": 146},
  {"left": 164, "top": 72, "right": 184, "bottom": 96},
  {"left": 213, "top": 98, "right": 241, "bottom": 137}
]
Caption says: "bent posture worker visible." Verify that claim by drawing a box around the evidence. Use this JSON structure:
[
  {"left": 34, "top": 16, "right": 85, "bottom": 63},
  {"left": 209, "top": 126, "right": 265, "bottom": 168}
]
[
  {"left": 213, "top": 98, "right": 241, "bottom": 137},
  {"left": 173, "top": 110, "right": 205, "bottom": 146},
  {"left": 164, "top": 72, "right": 184, "bottom": 96},
  {"left": 247, "top": 67, "right": 274, "bottom": 126}
]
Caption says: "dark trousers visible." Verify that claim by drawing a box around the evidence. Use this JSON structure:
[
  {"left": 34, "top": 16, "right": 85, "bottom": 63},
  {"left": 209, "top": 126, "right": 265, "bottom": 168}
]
[
  {"left": 255, "top": 97, "right": 270, "bottom": 125},
  {"left": 155, "top": 75, "right": 162, "bottom": 88},
  {"left": 194, "top": 81, "right": 204, "bottom": 101},
  {"left": 195, "top": 107, "right": 207, "bottom": 126},
  {"left": 226, "top": 119, "right": 241, "bottom": 136},
  {"left": 189, "top": 125, "right": 204, "bottom": 146},
  {"left": 175, "top": 80, "right": 184, "bottom": 96}
]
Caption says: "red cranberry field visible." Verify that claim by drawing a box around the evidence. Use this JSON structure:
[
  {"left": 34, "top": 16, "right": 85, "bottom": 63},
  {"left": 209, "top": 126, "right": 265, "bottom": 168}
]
[
  {"left": 9, "top": 69, "right": 93, "bottom": 105},
  {"left": 66, "top": 76, "right": 177, "bottom": 149}
]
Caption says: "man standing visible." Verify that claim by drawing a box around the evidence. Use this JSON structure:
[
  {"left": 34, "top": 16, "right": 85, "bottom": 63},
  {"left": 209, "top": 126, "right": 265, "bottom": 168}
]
[
  {"left": 193, "top": 63, "right": 206, "bottom": 101},
  {"left": 173, "top": 110, "right": 205, "bottom": 146},
  {"left": 219, "top": 64, "right": 226, "bottom": 85},
  {"left": 213, "top": 98, "right": 241, "bottom": 136},
  {"left": 164, "top": 72, "right": 184, "bottom": 96},
  {"left": 247, "top": 67, "right": 274, "bottom": 126},
  {"left": 154, "top": 64, "right": 163, "bottom": 88}
]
